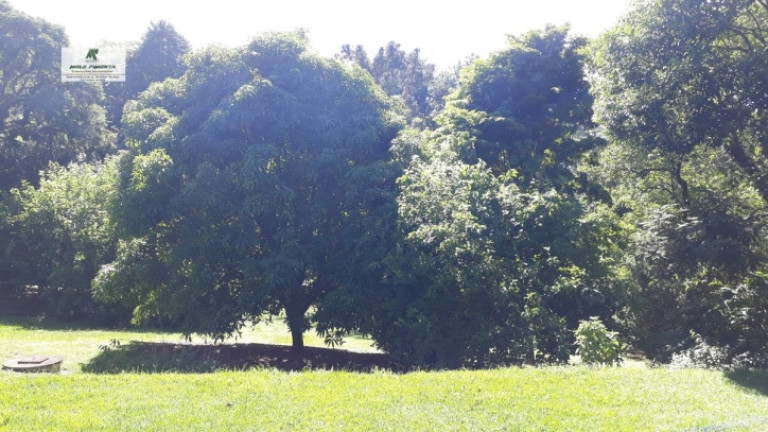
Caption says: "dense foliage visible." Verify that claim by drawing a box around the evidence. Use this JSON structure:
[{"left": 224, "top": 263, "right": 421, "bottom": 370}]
[
  {"left": 338, "top": 41, "right": 443, "bottom": 122},
  {"left": 105, "top": 21, "right": 191, "bottom": 128},
  {"left": 2, "top": 0, "right": 768, "bottom": 369},
  {"left": 575, "top": 317, "right": 624, "bottom": 366}
]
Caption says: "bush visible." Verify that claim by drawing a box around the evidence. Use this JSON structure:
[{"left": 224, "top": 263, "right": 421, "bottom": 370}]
[{"left": 575, "top": 317, "right": 624, "bottom": 366}]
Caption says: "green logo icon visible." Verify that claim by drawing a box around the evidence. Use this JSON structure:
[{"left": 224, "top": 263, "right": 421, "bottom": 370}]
[{"left": 86, "top": 48, "right": 99, "bottom": 61}]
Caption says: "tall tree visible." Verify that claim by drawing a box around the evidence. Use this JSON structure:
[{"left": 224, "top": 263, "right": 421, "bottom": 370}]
[
  {"left": 0, "top": 1, "right": 114, "bottom": 190},
  {"left": 458, "top": 25, "right": 603, "bottom": 188},
  {"left": 338, "top": 44, "right": 371, "bottom": 71},
  {"left": 95, "top": 32, "right": 402, "bottom": 349}
]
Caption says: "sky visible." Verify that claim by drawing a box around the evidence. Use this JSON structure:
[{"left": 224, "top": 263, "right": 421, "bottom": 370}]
[{"left": 10, "top": 0, "right": 635, "bottom": 69}]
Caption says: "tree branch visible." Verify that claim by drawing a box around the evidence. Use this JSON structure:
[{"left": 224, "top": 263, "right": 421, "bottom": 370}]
[
  {"left": 757, "top": 0, "right": 768, "bottom": 15},
  {"left": 744, "top": 8, "right": 768, "bottom": 48},
  {"left": 672, "top": 159, "right": 690, "bottom": 209},
  {"left": 725, "top": 132, "right": 768, "bottom": 203}
]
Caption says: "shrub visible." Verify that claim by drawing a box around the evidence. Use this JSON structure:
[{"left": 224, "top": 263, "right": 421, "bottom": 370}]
[
  {"left": 575, "top": 317, "right": 624, "bottom": 366},
  {"left": 0, "top": 159, "right": 130, "bottom": 323}
]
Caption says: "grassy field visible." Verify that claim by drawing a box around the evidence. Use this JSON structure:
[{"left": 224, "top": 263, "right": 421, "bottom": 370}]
[{"left": 2, "top": 316, "right": 768, "bottom": 431}]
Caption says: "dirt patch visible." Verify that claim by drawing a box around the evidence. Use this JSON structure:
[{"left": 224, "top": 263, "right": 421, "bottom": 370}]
[{"left": 82, "top": 341, "right": 405, "bottom": 374}]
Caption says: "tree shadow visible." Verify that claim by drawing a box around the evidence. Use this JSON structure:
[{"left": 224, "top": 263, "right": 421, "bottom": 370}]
[
  {"left": 724, "top": 369, "right": 768, "bottom": 396},
  {"left": 81, "top": 341, "right": 405, "bottom": 374}
]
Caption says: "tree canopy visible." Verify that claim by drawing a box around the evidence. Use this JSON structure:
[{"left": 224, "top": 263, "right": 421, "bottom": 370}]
[
  {"left": 591, "top": 0, "right": 768, "bottom": 204},
  {"left": 339, "top": 41, "right": 438, "bottom": 121},
  {"left": 0, "top": 158, "right": 124, "bottom": 321},
  {"left": 589, "top": 0, "right": 768, "bottom": 364},
  {"left": 462, "top": 27, "right": 601, "bottom": 183}
]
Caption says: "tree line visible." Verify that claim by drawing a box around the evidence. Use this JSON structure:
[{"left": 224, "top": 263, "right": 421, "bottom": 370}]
[{"left": 2, "top": 0, "right": 768, "bottom": 369}]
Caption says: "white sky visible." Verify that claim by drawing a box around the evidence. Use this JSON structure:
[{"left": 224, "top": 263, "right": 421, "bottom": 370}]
[{"left": 10, "top": 0, "right": 634, "bottom": 69}]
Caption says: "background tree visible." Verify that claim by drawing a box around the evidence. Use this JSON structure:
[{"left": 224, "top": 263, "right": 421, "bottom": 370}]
[
  {"left": 339, "top": 41, "right": 437, "bottom": 121},
  {"left": 426, "top": 62, "right": 464, "bottom": 119},
  {"left": 458, "top": 26, "right": 603, "bottom": 189},
  {"left": 95, "top": 32, "right": 402, "bottom": 349},
  {"left": 454, "top": 27, "right": 618, "bottom": 333},
  {"left": 105, "top": 20, "right": 191, "bottom": 129},
  {"left": 0, "top": 1, "right": 114, "bottom": 191}
]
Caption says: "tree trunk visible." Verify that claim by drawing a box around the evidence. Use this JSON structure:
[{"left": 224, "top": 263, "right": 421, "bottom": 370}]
[
  {"left": 284, "top": 300, "right": 309, "bottom": 352},
  {"left": 290, "top": 326, "right": 304, "bottom": 351}
]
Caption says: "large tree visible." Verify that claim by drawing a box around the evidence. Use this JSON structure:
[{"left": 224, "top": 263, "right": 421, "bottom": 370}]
[
  {"left": 590, "top": 0, "right": 768, "bottom": 364},
  {"left": 0, "top": 1, "right": 114, "bottom": 190},
  {"left": 459, "top": 26, "right": 603, "bottom": 188},
  {"left": 95, "top": 32, "right": 401, "bottom": 349}
]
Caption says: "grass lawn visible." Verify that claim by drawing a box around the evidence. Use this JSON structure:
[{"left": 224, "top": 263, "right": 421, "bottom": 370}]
[{"left": 2, "top": 316, "right": 768, "bottom": 431}]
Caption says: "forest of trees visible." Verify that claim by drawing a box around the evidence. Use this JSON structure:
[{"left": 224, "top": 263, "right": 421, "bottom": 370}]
[{"left": 2, "top": 0, "right": 768, "bottom": 369}]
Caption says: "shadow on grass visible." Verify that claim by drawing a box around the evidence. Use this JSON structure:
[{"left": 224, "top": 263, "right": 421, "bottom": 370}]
[
  {"left": 81, "top": 341, "right": 403, "bottom": 374},
  {"left": 724, "top": 369, "right": 768, "bottom": 396}
]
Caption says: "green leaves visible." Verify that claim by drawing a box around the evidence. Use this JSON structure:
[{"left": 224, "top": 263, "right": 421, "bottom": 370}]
[
  {"left": 587, "top": 0, "right": 768, "bottom": 365},
  {"left": 104, "top": 21, "right": 191, "bottom": 128},
  {"left": 591, "top": 0, "right": 768, "bottom": 200},
  {"left": 361, "top": 26, "right": 625, "bottom": 368}
]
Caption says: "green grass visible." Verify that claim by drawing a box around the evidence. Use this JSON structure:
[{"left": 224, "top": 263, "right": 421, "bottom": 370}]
[
  {"left": 0, "top": 315, "right": 378, "bottom": 373},
  {"left": 2, "top": 316, "right": 768, "bottom": 431}
]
